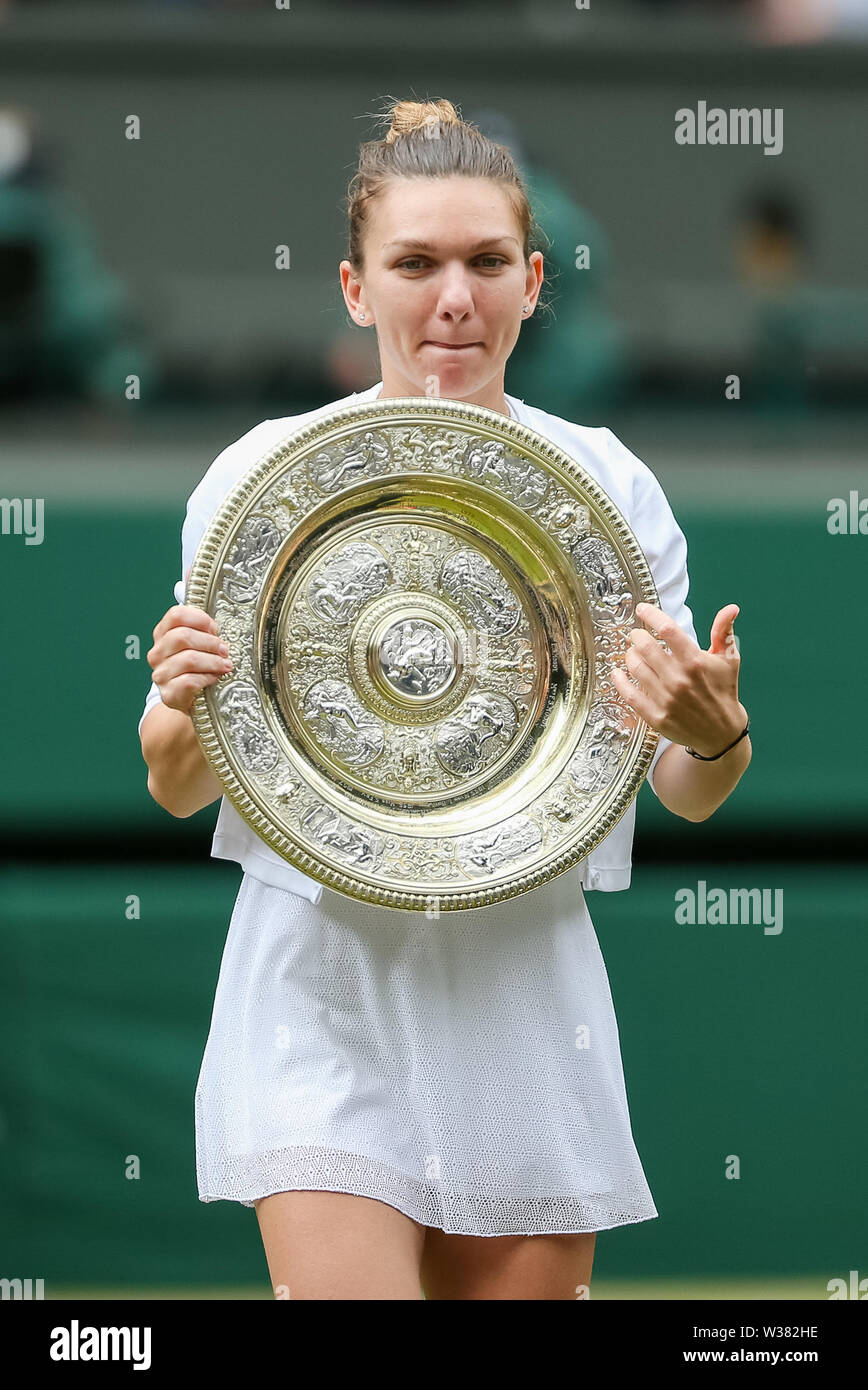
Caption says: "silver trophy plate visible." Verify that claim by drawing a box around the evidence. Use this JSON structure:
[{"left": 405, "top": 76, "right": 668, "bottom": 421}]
[{"left": 186, "top": 395, "right": 661, "bottom": 911}]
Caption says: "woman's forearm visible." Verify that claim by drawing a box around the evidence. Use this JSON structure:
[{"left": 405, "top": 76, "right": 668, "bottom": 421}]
[
  {"left": 140, "top": 701, "right": 223, "bottom": 818},
  {"left": 651, "top": 731, "right": 752, "bottom": 823}
]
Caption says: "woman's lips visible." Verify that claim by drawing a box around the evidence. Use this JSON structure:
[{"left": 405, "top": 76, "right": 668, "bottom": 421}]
[{"left": 424, "top": 341, "right": 481, "bottom": 350}]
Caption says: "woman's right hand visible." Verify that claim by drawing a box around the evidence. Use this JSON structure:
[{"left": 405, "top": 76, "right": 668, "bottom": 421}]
[{"left": 147, "top": 604, "right": 233, "bottom": 716}]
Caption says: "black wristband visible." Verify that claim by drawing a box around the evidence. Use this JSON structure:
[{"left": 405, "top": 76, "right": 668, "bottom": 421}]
[{"left": 685, "top": 719, "right": 750, "bottom": 761}]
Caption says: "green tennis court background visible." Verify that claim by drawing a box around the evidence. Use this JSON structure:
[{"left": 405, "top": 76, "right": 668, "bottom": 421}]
[{"left": 1, "top": 480, "right": 865, "bottom": 1291}]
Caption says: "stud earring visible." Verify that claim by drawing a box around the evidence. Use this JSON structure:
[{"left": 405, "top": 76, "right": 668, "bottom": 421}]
[
  {"left": 522, "top": 305, "right": 530, "bottom": 315},
  {"left": 358, "top": 312, "right": 366, "bottom": 321}
]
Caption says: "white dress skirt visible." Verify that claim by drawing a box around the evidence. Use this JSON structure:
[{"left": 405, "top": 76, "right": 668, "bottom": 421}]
[{"left": 194, "top": 864, "right": 659, "bottom": 1236}]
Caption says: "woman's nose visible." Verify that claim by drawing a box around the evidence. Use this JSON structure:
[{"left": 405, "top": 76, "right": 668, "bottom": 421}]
[{"left": 436, "top": 273, "right": 475, "bottom": 311}]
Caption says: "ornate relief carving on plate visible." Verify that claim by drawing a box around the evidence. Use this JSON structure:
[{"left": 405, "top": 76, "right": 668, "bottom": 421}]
[
  {"left": 187, "top": 397, "right": 661, "bottom": 909},
  {"left": 265, "top": 519, "right": 543, "bottom": 800}
]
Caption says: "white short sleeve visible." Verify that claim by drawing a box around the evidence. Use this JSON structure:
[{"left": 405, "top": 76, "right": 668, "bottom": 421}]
[{"left": 604, "top": 429, "right": 699, "bottom": 801}]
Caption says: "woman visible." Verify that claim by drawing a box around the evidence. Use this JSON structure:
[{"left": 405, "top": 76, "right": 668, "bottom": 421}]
[{"left": 139, "top": 98, "right": 751, "bottom": 1300}]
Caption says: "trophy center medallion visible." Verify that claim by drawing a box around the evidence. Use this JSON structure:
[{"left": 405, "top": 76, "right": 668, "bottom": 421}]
[{"left": 373, "top": 612, "right": 457, "bottom": 703}]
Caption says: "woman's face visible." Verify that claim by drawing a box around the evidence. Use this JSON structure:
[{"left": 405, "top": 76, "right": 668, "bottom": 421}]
[{"left": 340, "top": 176, "right": 543, "bottom": 413}]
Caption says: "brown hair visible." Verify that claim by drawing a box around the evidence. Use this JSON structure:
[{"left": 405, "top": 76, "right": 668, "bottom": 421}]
[{"left": 344, "top": 96, "right": 552, "bottom": 316}]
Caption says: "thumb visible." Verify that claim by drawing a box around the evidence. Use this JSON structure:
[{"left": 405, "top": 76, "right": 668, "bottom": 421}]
[{"left": 710, "top": 604, "right": 740, "bottom": 657}]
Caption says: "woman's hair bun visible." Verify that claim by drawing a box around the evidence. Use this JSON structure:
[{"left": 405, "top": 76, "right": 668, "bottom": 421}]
[{"left": 384, "top": 98, "right": 463, "bottom": 146}]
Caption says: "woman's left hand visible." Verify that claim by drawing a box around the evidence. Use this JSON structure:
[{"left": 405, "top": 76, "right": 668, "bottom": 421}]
[{"left": 610, "top": 601, "right": 747, "bottom": 757}]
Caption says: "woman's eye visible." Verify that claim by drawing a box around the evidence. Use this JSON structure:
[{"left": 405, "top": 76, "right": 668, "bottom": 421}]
[{"left": 396, "top": 256, "right": 507, "bottom": 271}]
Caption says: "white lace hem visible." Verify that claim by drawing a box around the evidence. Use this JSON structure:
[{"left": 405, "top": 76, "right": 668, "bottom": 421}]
[{"left": 197, "top": 1143, "right": 659, "bottom": 1236}]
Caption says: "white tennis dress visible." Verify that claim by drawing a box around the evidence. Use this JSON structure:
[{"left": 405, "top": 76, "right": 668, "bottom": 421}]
[{"left": 139, "top": 383, "right": 698, "bottom": 1236}]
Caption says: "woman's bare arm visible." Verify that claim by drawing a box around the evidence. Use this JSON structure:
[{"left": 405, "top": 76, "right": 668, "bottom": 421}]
[
  {"left": 140, "top": 702, "right": 224, "bottom": 818},
  {"left": 650, "top": 723, "right": 751, "bottom": 823}
]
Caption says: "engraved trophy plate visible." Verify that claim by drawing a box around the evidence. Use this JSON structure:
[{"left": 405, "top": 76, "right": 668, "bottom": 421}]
[{"left": 186, "top": 396, "right": 662, "bottom": 911}]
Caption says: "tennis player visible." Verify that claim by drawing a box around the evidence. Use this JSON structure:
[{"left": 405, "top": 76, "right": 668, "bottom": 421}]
[{"left": 139, "top": 98, "right": 751, "bottom": 1300}]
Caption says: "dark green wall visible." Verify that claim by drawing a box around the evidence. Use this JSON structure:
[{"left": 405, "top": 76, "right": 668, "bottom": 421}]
[
  {"left": 1, "top": 861, "right": 864, "bottom": 1283},
  {"left": 1, "top": 499, "right": 864, "bottom": 833}
]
